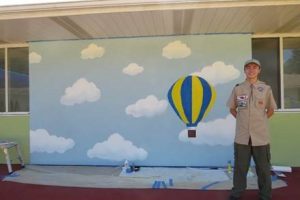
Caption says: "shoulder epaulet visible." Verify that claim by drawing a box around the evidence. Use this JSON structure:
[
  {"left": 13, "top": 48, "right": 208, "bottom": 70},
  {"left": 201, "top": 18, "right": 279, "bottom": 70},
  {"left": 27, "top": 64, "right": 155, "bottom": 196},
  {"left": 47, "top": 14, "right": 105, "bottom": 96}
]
[{"left": 260, "top": 81, "right": 266, "bottom": 85}]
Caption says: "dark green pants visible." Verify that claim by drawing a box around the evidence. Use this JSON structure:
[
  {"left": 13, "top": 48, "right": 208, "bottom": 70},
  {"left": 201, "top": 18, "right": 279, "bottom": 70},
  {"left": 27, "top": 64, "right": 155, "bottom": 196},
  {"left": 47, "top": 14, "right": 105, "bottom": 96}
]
[{"left": 230, "top": 142, "right": 271, "bottom": 200}]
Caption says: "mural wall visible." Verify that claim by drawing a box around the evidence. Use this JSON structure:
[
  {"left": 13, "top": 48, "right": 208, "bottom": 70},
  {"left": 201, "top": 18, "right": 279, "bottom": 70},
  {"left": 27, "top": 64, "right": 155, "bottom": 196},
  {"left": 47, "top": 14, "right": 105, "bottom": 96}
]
[{"left": 29, "top": 34, "right": 251, "bottom": 166}]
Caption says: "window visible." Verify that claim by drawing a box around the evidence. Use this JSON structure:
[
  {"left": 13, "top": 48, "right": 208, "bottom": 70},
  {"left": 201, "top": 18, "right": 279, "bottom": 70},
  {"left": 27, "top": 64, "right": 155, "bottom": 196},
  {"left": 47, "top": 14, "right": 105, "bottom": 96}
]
[
  {"left": 252, "top": 38, "right": 280, "bottom": 108},
  {"left": 0, "top": 49, "right": 5, "bottom": 112},
  {"left": 0, "top": 46, "right": 29, "bottom": 113},
  {"left": 252, "top": 36, "right": 300, "bottom": 110},
  {"left": 283, "top": 38, "right": 300, "bottom": 109}
]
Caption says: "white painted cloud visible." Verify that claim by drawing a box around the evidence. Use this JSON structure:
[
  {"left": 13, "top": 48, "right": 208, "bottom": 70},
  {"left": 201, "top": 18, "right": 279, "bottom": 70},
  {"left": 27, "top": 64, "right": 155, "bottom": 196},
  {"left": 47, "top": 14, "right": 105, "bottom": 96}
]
[
  {"left": 162, "top": 40, "right": 191, "bottom": 59},
  {"left": 81, "top": 43, "right": 105, "bottom": 59},
  {"left": 123, "top": 63, "right": 144, "bottom": 76},
  {"left": 87, "top": 133, "right": 148, "bottom": 161},
  {"left": 191, "top": 61, "right": 240, "bottom": 86},
  {"left": 30, "top": 129, "right": 75, "bottom": 153},
  {"left": 60, "top": 78, "right": 101, "bottom": 106},
  {"left": 178, "top": 115, "right": 236, "bottom": 146},
  {"left": 125, "top": 95, "right": 168, "bottom": 118},
  {"left": 29, "top": 52, "right": 42, "bottom": 64}
]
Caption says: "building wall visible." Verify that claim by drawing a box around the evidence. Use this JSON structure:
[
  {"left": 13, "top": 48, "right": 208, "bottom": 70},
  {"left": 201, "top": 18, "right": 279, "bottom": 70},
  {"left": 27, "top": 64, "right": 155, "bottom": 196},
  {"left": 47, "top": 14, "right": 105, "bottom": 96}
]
[
  {"left": 0, "top": 112, "right": 299, "bottom": 166},
  {"left": 270, "top": 112, "right": 300, "bottom": 166},
  {"left": 0, "top": 115, "right": 30, "bottom": 164},
  {"left": 1, "top": 34, "right": 299, "bottom": 167}
]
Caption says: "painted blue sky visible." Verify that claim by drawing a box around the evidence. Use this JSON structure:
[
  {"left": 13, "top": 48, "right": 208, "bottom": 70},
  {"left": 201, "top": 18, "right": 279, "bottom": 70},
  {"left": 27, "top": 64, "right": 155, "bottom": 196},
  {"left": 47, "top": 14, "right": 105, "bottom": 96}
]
[{"left": 29, "top": 34, "right": 251, "bottom": 166}]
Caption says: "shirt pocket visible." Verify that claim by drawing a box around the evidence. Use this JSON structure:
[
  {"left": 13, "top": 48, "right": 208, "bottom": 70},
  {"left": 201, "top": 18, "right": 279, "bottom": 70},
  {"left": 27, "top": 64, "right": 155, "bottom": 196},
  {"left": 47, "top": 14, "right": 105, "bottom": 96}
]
[{"left": 255, "top": 98, "right": 265, "bottom": 109}]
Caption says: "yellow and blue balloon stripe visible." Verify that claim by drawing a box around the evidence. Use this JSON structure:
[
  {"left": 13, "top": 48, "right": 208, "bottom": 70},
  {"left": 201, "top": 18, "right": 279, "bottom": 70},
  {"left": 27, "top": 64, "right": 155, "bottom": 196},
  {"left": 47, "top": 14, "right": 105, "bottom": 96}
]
[{"left": 168, "top": 75, "right": 216, "bottom": 128}]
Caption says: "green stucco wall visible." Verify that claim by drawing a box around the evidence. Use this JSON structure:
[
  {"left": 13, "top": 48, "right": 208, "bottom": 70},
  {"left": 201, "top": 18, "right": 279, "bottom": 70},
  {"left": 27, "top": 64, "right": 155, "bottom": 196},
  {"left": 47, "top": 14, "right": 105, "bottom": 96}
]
[
  {"left": 270, "top": 112, "right": 300, "bottom": 167},
  {"left": 0, "top": 113, "right": 299, "bottom": 166},
  {"left": 0, "top": 115, "right": 30, "bottom": 164}
]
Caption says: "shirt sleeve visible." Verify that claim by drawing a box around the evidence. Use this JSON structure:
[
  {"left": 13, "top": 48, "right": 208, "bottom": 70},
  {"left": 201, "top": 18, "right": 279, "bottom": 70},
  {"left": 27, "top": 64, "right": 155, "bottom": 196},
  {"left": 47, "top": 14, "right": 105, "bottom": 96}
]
[
  {"left": 227, "top": 88, "right": 236, "bottom": 109},
  {"left": 266, "top": 86, "right": 277, "bottom": 110}
]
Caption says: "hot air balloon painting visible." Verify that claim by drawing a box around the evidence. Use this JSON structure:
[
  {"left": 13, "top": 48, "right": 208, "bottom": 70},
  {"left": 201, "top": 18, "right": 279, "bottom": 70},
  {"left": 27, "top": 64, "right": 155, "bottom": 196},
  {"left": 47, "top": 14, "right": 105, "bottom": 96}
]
[{"left": 168, "top": 75, "right": 216, "bottom": 137}]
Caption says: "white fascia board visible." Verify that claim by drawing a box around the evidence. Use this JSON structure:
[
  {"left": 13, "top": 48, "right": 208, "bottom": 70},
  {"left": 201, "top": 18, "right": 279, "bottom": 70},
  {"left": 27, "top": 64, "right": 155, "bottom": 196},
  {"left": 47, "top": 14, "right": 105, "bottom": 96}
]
[{"left": 1, "top": 0, "right": 300, "bottom": 20}]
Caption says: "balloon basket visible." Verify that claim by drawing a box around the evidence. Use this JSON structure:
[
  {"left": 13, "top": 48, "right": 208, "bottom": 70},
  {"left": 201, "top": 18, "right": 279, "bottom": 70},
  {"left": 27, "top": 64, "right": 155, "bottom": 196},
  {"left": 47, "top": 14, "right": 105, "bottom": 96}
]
[{"left": 188, "top": 129, "right": 196, "bottom": 138}]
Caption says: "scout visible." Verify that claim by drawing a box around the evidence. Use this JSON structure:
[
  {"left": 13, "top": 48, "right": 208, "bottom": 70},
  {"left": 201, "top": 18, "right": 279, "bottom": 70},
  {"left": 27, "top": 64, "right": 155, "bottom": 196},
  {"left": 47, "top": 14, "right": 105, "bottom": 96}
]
[{"left": 227, "top": 59, "right": 277, "bottom": 200}]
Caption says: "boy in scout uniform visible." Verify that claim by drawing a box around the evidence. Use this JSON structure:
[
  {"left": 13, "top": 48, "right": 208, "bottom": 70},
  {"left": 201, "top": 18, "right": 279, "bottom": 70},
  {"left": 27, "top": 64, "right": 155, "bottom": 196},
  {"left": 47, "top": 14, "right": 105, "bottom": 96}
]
[{"left": 227, "top": 59, "right": 277, "bottom": 200}]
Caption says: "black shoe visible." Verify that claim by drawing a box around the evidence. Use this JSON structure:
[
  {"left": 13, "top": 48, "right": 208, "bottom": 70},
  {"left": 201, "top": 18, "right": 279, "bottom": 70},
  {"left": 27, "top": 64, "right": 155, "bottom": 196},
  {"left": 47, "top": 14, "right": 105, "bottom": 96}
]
[{"left": 228, "top": 196, "right": 240, "bottom": 200}]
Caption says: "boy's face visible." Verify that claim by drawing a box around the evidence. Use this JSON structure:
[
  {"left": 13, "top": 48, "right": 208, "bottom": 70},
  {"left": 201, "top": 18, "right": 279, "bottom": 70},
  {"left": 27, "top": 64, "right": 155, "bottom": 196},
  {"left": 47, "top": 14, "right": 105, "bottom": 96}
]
[{"left": 244, "top": 63, "right": 261, "bottom": 79}]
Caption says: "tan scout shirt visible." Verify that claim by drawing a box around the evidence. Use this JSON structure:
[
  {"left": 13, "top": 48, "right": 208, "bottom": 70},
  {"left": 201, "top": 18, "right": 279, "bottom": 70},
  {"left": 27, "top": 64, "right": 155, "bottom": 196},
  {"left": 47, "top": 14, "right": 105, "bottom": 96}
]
[{"left": 227, "top": 80, "right": 277, "bottom": 146}]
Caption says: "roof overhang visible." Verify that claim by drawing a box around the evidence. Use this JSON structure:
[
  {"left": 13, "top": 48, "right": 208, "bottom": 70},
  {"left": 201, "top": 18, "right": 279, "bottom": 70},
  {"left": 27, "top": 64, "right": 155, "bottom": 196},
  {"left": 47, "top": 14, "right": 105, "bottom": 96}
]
[{"left": 1, "top": 0, "right": 300, "bottom": 44}]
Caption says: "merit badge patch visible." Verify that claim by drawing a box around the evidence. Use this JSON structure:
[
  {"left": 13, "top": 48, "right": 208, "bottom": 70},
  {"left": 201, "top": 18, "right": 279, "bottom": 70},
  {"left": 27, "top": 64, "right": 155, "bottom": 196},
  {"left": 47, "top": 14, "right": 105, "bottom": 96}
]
[{"left": 237, "top": 95, "right": 248, "bottom": 108}]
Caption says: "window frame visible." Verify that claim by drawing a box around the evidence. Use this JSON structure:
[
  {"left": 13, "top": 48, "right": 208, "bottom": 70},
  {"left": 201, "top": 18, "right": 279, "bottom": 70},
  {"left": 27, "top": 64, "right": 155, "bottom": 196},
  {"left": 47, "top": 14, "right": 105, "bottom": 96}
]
[
  {"left": 252, "top": 34, "right": 300, "bottom": 112},
  {"left": 0, "top": 43, "right": 29, "bottom": 116}
]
